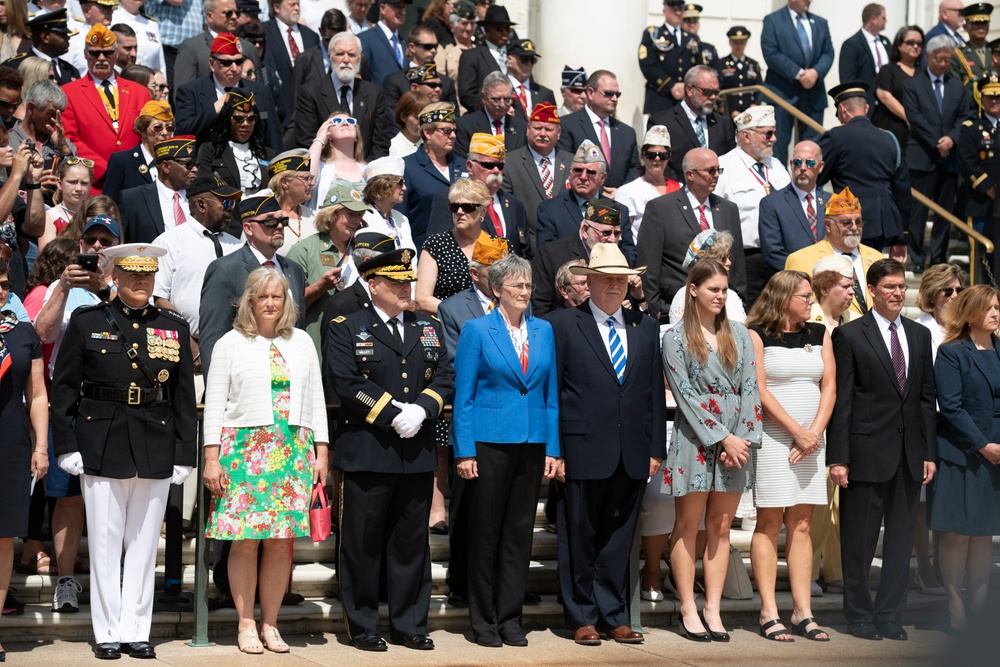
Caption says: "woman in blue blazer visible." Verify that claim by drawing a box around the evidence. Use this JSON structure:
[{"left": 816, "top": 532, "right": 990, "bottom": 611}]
[
  {"left": 452, "top": 253, "right": 561, "bottom": 647},
  {"left": 930, "top": 284, "right": 1000, "bottom": 632}
]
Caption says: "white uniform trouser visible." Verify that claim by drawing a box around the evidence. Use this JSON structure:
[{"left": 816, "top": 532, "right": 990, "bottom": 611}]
[{"left": 82, "top": 475, "right": 171, "bottom": 644}]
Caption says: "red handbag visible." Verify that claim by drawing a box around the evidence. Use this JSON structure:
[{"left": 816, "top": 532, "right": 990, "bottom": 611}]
[{"left": 309, "top": 482, "right": 332, "bottom": 543}]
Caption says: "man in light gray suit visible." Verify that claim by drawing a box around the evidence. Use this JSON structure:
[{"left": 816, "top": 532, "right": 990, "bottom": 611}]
[
  {"left": 198, "top": 191, "right": 306, "bottom": 376},
  {"left": 502, "top": 101, "right": 574, "bottom": 254}
]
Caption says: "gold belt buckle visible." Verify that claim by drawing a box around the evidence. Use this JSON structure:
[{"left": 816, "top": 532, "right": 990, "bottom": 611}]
[{"left": 128, "top": 387, "right": 142, "bottom": 405}]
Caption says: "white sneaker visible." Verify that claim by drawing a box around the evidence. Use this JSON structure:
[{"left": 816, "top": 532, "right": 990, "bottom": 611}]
[
  {"left": 811, "top": 580, "right": 824, "bottom": 597},
  {"left": 52, "top": 576, "right": 82, "bottom": 613}
]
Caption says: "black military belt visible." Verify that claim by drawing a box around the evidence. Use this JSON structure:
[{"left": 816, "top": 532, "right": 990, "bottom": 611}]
[{"left": 83, "top": 384, "right": 164, "bottom": 405}]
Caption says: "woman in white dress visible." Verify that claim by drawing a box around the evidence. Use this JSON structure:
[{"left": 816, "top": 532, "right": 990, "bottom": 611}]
[
  {"left": 308, "top": 112, "right": 366, "bottom": 209},
  {"left": 746, "top": 270, "right": 835, "bottom": 642},
  {"left": 613, "top": 125, "right": 681, "bottom": 243}
]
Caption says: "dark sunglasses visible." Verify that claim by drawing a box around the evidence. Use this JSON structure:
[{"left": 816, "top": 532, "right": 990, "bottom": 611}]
[
  {"left": 690, "top": 85, "right": 720, "bottom": 97},
  {"left": 415, "top": 42, "right": 438, "bottom": 50},
  {"left": 150, "top": 84, "right": 169, "bottom": 92},
  {"left": 0, "top": 279, "right": 11, "bottom": 289},
  {"left": 219, "top": 9, "right": 238, "bottom": 18},
  {"left": 421, "top": 81, "right": 442, "bottom": 89},
  {"left": 790, "top": 158, "right": 818, "bottom": 168},
  {"left": 171, "top": 159, "right": 197, "bottom": 170},
  {"left": 0, "top": 97, "right": 21, "bottom": 110},
  {"left": 903, "top": 39, "right": 923, "bottom": 47},
  {"left": 86, "top": 49, "right": 116, "bottom": 59},
  {"left": 212, "top": 56, "right": 246, "bottom": 68},
  {"left": 81, "top": 234, "right": 113, "bottom": 245},
  {"left": 148, "top": 123, "right": 175, "bottom": 133},
  {"left": 220, "top": 199, "right": 236, "bottom": 212},
  {"left": 643, "top": 150, "right": 671, "bottom": 161},
  {"left": 940, "top": 286, "right": 964, "bottom": 297},
  {"left": 448, "top": 202, "right": 481, "bottom": 214},
  {"left": 516, "top": 56, "right": 538, "bottom": 65},
  {"left": 751, "top": 129, "right": 776, "bottom": 141},
  {"left": 474, "top": 160, "right": 505, "bottom": 171},
  {"left": 256, "top": 216, "right": 290, "bottom": 229},
  {"left": 571, "top": 167, "right": 599, "bottom": 176},
  {"left": 567, "top": 87, "right": 586, "bottom": 94},
  {"left": 231, "top": 113, "right": 257, "bottom": 124},
  {"left": 595, "top": 89, "right": 623, "bottom": 99},
  {"left": 690, "top": 167, "right": 724, "bottom": 176}
]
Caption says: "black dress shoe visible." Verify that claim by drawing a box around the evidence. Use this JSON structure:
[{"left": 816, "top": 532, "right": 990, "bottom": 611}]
[
  {"left": 429, "top": 521, "right": 449, "bottom": 535},
  {"left": 127, "top": 641, "right": 156, "bottom": 659},
  {"left": 352, "top": 635, "right": 388, "bottom": 652},
  {"left": 876, "top": 621, "right": 908, "bottom": 640},
  {"left": 523, "top": 592, "right": 541, "bottom": 605},
  {"left": 94, "top": 643, "right": 122, "bottom": 660},
  {"left": 446, "top": 592, "right": 468, "bottom": 607},
  {"left": 391, "top": 634, "right": 435, "bottom": 650},
  {"left": 848, "top": 622, "right": 883, "bottom": 640},
  {"left": 476, "top": 635, "right": 502, "bottom": 647},
  {"left": 500, "top": 631, "right": 528, "bottom": 647}
]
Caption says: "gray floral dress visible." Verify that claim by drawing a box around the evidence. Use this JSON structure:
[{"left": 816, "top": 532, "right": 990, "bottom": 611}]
[{"left": 660, "top": 321, "right": 762, "bottom": 496}]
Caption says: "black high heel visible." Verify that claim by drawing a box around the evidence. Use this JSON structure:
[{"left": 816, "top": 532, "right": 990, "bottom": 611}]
[
  {"left": 700, "top": 612, "right": 730, "bottom": 642},
  {"left": 679, "top": 616, "right": 711, "bottom": 642}
]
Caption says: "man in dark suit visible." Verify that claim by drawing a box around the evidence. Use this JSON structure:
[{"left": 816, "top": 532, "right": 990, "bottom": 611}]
[
  {"left": 924, "top": 0, "right": 966, "bottom": 55},
  {"left": 425, "top": 132, "right": 530, "bottom": 257},
  {"left": 170, "top": 0, "right": 259, "bottom": 90},
  {"left": 292, "top": 31, "right": 391, "bottom": 161},
  {"left": 547, "top": 243, "right": 665, "bottom": 646},
  {"left": 828, "top": 258, "right": 937, "bottom": 641},
  {"left": 838, "top": 4, "right": 891, "bottom": 112},
  {"left": 358, "top": 0, "right": 409, "bottom": 88},
  {"left": 198, "top": 191, "right": 307, "bottom": 375},
  {"left": 557, "top": 69, "right": 640, "bottom": 190},
  {"left": 173, "top": 33, "right": 282, "bottom": 151},
  {"left": 760, "top": 0, "right": 836, "bottom": 165},
  {"left": 457, "top": 5, "right": 515, "bottom": 113},
  {"left": 502, "top": 102, "right": 574, "bottom": 252},
  {"left": 637, "top": 147, "right": 746, "bottom": 321},
  {"left": 903, "top": 36, "right": 969, "bottom": 270},
  {"left": 759, "top": 140, "right": 829, "bottom": 270},
  {"left": 454, "top": 71, "right": 526, "bottom": 159},
  {"left": 264, "top": 0, "right": 320, "bottom": 97},
  {"left": 118, "top": 136, "right": 198, "bottom": 244},
  {"left": 818, "top": 82, "right": 911, "bottom": 257},
  {"left": 649, "top": 64, "right": 736, "bottom": 183},
  {"left": 22, "top": 9, "right": 80, "bottom": 86},
  {"left": 382, "top": 25, "right": 458, "bottom": 123},
  {"left": 325, "top": 248, "right": 453, "bottom": 652},
  {"left": 505, "top": 38, "right": 556, "bottom": 121}
]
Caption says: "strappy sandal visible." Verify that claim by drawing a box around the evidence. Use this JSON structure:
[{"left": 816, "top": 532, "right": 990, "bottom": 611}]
[
  {"left": 261, "top": 628, "right": 290, "bottom": 653},
  {"left": 792, "top": 617, "right": 831, "bottom": 642},
  {"left": 237, "top": 628, "right": 264, "bottom": 655},
  {"left": 759, "top": 618, "right": 795, "bottom": 642},
  {"left": 14, "top": 551, "right": 51, "bottom": 575}
]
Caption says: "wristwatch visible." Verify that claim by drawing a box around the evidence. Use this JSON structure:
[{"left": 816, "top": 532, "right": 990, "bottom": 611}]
[{"left": 97, "top": 286, "right": 112, "bottom": 301}]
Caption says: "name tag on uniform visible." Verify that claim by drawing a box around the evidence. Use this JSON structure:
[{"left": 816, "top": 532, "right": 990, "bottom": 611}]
[
  {"left": 320, "top": 253, "right": 339, "bottom": 267},
  {"left": 355, "top": 348, "right": 374, "bottom": 356}
]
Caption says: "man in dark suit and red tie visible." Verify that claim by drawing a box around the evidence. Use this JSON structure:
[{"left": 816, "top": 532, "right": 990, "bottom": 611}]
[
  {"left": 828, "top": 258, "right": 937, "bottom": 641},
  {"left": 547, "top": 242, "right": 665, "bottom": 646}
]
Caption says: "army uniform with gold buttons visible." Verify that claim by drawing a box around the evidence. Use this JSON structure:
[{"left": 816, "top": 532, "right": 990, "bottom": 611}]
[
  {"left": 638, "top": 19, "right": 702, "bottom": 115},
  {"left": 958, "top": 74, "right": 1000, "bottom": 278},
  {"left": 951, "top": 4, "right": 994, "bottom": 111},
  {"left": 716, "top": 26, "right": 760, "bottom": 116}
]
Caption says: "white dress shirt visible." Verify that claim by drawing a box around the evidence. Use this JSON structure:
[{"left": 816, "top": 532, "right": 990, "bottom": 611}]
[
  {"left": 871, "top": 307, "right": 909, "bottom": 372},
  {"left": 276, "top": 18, "right": 302, "bottom": 61},
  {"left": 508, "top": 74, "right": 531, "bottom": 111},
  {"left": 680, "top": 100, "right": 707, "bottom": 143},
  {"left": 714, "top": 146, "right": 791, "bottom": 248},
  {"left": 248, "top": 244, "right": 284, "bottom": 273},
  {"left": 864, "top": 28, "right": 888, "bottom": 71},
  {"left": 111, "top": 8, "right": 165, "bottom": 71},
  {"left": 488, "top": 192, "right": 507, "bottom": 236},
  {"left": 590, "top": 300, "right": 628, "bottom": 360},
  {"left": 373, "top": 304, "right": 405, "bottom": 342},
  {"left": 140, "top": 143, "right": 158, "bottom": 183},
  {"left": 685, "top": 186, "right": 714, "bottom": 229},
  {"left": 486, "top": 39, "right": 507, "bottom": 74},
  {"left": 155, "top": 179, "right": 190, "bottom": 233},
  {"left": 584, "top": 105, "right": 612, "bottom": 151}
]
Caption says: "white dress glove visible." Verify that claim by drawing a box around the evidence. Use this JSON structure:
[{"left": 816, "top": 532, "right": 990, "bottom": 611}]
[
  {"left": 58, "top": 452, "right": 84, "bottom": 476},
  {"left": 390, "top": 400, "right": 426, "bottom": 438},
  {"left": 170, "top": 465, "right": 194, "bottom": 485}
]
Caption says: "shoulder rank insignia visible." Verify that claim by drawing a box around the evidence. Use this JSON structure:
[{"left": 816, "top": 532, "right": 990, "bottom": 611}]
[
  {"left": 964, "top": 120, "right": 975, "bottom": 127},
  {"left": 333, "top": 316, "right": 347, "bottom": 323}
]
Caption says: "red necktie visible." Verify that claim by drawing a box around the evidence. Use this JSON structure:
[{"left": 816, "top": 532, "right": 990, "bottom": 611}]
[
  {"left": 519, "top": 340, "right": 528, "bottom": 374},
  {"left": 874, "top": 37, "right": 883, "bottom": 69},
  {"left": 287, "top": 26, "right": 300, "bottom": 59},
  {"left": 263, "top": 260, "right": 276, "bottom": 268},
  {"left": 598, "top": 119, "right": 612, "bottom": 168},
  {"left": 805, "top": 193, "right": 817, "bottom": 241},
  {"left": 517, "top": 84, "right": 528, "bottom": 113},
  {"left": 173, "top": 192, "right": 186, "bottom": 226},
  {"left": 493, "top": 119, "right": 503, "bottom": 136},
  {"left": 487, "top": 200, "right": 504, "bottom": 236},
  {"left": 698, "top": 204, "right": 709, "bottom": 231},
  {"left": 539, "top": 157, "right": 553, "bottom": 199}
]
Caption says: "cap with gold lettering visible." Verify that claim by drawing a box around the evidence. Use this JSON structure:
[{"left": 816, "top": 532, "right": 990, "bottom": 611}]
[
  {"left": 154, "top": 136, "right": 196, "bottom": 164},
  {"left": 267, "top": 149, "right": 310, "bottom": 179},
  {"left": 468, "top": 132, "right": 506, "bottom": 159},
  {"left": 471, "top": 230, "right": 509, "bottom": 265}
]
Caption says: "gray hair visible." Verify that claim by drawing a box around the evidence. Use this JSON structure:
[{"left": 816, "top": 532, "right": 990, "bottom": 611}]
[
  {"left": 684, "top": 64, "right": 717, "bottom": 86},
  {"left": 26, "top": 80, "right": 67, "bottom": 110},
  {"left": 351, "top": 246, "right": 379, "bottom": 267},
  {"left": 926, "top": 34, "right": 955, "bottom": 54},
  {"left": 487, "top": 254, "right": 531, "bottom": 298},
  {"left": 482, "top": 70, "right": 512, "bottom": 94},
  {"left": 329, "top": 31, "right": 361, "bottom": 55}
]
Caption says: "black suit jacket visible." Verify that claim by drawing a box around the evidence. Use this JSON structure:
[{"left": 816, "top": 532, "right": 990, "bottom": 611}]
[
  {"left": 383, "top": 67, "right": 458, "bottom": 126},
  {"left": 118, "top": 181, "right": 166, "bottom": 244},
  {"left": 456, "top": 45, "right": 502, "bottom": 112},
  {"left": 424, "top": 187, "right": 531, "bottom": 258},
  {"left": 828, "top": 312, "right": 937, "bottom": 483},
  {"left": 174, "top": 75, "right": 282, "bottom": 152},
  {"left": 454, "top": 109, "right": 527, "bottom": 159},
  {"left": 198, "top": 244, "right": 307, "bottom": 376},
  {"left": 557, "top": 109, "right": 640, "bottom": 188},
  {"left": 20, "top": 44, "right": 78, "bottom": 85},
  {"left": 510, "top": 78, "right": 557, "bottom": 121},
  {"left": 548, "top": 303, "right": 666, "bottom": 480},
  {"left": 292, "top": 75, "right": 390, "bottom": 161},
  {"left": 501, "top": 146, "right": 573, "bottom": 250},
  {"left": 102, "top": 146, "right": 153, "bottom": 203},
  {"left": 171, "top": 31, "right": 260, "bottom": 90},
  {"left": 838, "top": 29, "right": 892, "bottom": 111},
  {"left": 530, "top": 233, "right": 587, "bottom": 317},
  {"left": 535, "top": 191, "right": 636, "bottom": 264},
  {"left": 636, "top": 190, "right": 746, "bottom": 320},
  {"left": 903, "top": 70, "right": 968, "bottom": 173},
  {"left": 647, "top": 103, "right": 737, "bottom": 182},
  {"left": 264, "top": 18, "right": 320, "bottom": 99}
]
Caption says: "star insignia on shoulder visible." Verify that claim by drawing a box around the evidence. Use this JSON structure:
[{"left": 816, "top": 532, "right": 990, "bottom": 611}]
[{"left": 333, "top": 316, "right": 347, "bottom": 323}]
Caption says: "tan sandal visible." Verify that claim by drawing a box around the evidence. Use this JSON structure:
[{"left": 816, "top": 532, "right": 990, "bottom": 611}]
[
  {"left": 260, "top": 627, "right": 290, "bottom": 653},
  {"left": 14, "top": 551, "right": 51, "bottom": 575},
  {"left": 237, "top": 628, "right": 264, "bottom": 655}
]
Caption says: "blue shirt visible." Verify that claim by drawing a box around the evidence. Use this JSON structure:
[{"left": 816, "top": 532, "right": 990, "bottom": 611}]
[
  {"left": 2, "top": 293, "right": 29, "bottom": 323},
  {"left": 144, "top": 0, "right": 204, "bottom": 47}
]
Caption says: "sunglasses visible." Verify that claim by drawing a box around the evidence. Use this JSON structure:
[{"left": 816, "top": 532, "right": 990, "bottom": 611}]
[
  {"left": 65, "top": 157, "right": 95, "bottom": 168},
  {"left": 791, "top": 158, "right": 818, "bottom": 168},
  {"left": 643, "top": 150, "right": 670, "bottom": 161},
  {"left": 421, "top": 81, "right": 442, "bottom": 89},
  {"left": 903, "top": 39, "right": 923, "bottom": 47},
  {"left": 331, "top": 116, "right": 357, "bottom": 125},
  {"left": 474, "top": 160, "right": 505, "bottom": 171},
  {"left": 81, "top": 234, "right": 114, "bottom": 245},
  {"left": 415, "top": 42, "right": 438, "bottom": 50},
  {"left": 448, "top": 202, "right": 481, "bottom": 214},
  {"left": 86, "top": 49, "right": 116, "bottom": 59},
  {"left": 596, "top": 89, "right": 623, "bottom": 99},
  {"left": 690, "top": 85, "right": 720, "bottom": 97},
  {"left": 0, "top": 279, "right": 11, "bottom": 290},
  {"left": 940, "top": 286, "right": 964, "bottom": 297},
  {"left": 516, "top": 56, "right": 538, "bottom": 65},
  {"left": 433, "top": 126, "right": 456, "bottom": 136},
  {"left": 256, "top": 216, "right": 290, "bottom": 229},
  {"left": 217, "top": 9, "right": 238, "bottom": 18},
  {"left": 690, "top": 167, "right": 724, "bottom": 176},
  {"left": 212, "top": 56, "right": 246, "bottom": 68},
  {"left": 231, "top": 114, "right": 257, "bottom": 124},
  {"left": 150, "top": 84, "right": 169, "bottom": 92},
  {"left": 751, "top": 129, "right": 776, "bottom": 141},
  {"left": 567, "top": 87, "right": 586, "bottom": 94},
  {"left": 0, "top": 97, "right": 21, "bottom": 110},
  {"left": 571, "top": 167, "right": 599, "bottom": 176},
  {"left": 172, "top": 159, "right": 197, "bottom": 170},
  {"left": 148, "top": 123, "right": 175, "bottom": 133}
]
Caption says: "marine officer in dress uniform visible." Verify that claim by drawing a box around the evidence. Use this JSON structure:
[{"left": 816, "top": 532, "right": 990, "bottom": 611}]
[
  {"left": 325, "top": 247, "right": 454, "bottom": 653},
  {"left": 958, "top": 73, "right": 1000, "bottom": 279},
  {"left": 716, "top": 26, "right": 761, "bottom": 117},
  {"left": 50, "top": 243, "right": 196, "bottom": 661},
  {"left": 952, "top": 3, "right": 994, "bottom": 110},
  {"left": 639, "top": 0, "right": 701, "bottom": 115},
  {"left": 681, "top": 4, "right": 718, "bottom": 70}
]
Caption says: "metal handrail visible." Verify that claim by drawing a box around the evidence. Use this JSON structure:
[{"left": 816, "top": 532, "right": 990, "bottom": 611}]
[{"left": 719, "top": 84, "right": 995, "bottom": 280}]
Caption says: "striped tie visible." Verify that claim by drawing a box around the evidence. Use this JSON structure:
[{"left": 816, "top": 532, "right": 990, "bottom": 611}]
[
  {"left": 607, "top": 317, "right": 625, "bottom": 383},
  {"left": 889, "top": 322, "right": 906, "bottom": 392},
  {"left": 540, "top": 157, "right": 553, "bottom": 198}
]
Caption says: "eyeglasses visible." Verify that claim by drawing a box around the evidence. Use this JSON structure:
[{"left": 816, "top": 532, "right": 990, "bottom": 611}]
[
  {"left": 566, "top": 87, "right": 586, "bottom": 95},
  {"left": 792, "top": 292, "right": 816, "bottom": 303},
  {"left": 595, "top": 89, "right": 623, "bottom": 99},
  {"left": 212, "top": 56, "right": 246, "bottom": 68},
  {"left": 751, "top": 129, "right": 776, "bottom": 141},
  {"left": 571, "top": 167, "right": 599, "bottom": 176},
  {"left": 433, "top": 126, "right": 456, "bottom": 136},
  {"left": 503, "top": 282, "right": 534, "bottom": 292},
  {"left": 643, "top": 150, "right": 671, "bottom": 161},
  {"left": 414, "top": 42, "right": 438, "bottom": 50},
  {"left": 940, "top": 286, "right": 965, "bottom": 297},
  {"left": 448, "top": 202, "right": 481, "bottom": 214},
  {"left": 220, "top": 9, "right": 238, "bottom": 18},
  {"left": 86, "top": 49, "right": 116, "bottom": 59},
  {"left": 231, "top": 113, "right": 257, "bottom": 124},
  {"left": 588, "top": 225, "right": 621, "bottom": 240},
  {"left": 791, "top": 158, "right": 818, "bottom": 168},
  {"left": 0, "top": 279, "right": 11, "bottom": 290},
  {"left": 81, "top": 234, "right": 114, "bottom": 246},
  {"left": 487, "top": 95, "right": 513, "bottom": 105},
  {"left": 148, "top": 122, "right": 175, "bottom": 133},
  {"left": 690, "top": 85, "right": 720, "bottom": 97},
  {"left": 877, "top": 283, "right": 907, "bottom": 294},
  {"left": 172, "top": 159, "right": 197, "bottom": 170},
  {"left": 903, "top": 39, "right": 923, "bottom": 47},
  {"left": 474, "top": 160, "right": 505, "bottom": 171},
  {"left": 150, "top": 83, "right": 169, "bottom": 92},
  {"left": 0, "top": 97, "right": 21, "bottom": 110},
  {"left": 291, "top": 173, "right": 314, "bottom": 184},
  {"left": 690, "top": 167, "right": 724, "bottom": 176},
  {"left": 65, "top": 157, "right": 95, "bottom": 168},
  {"left": 568, "top": 280, "right": 588, "bottom": 291},
  {"left": 515, "top": 56, "right": 538, "bottom": 65},
  {"left": 249, "top": 38, "right": 265, "bottom": 46},
  {"left": 331, "top": 116, "right": 357, "bottom": 125},
  {"left": 256, "top": 216, "right": 290, "bottom": 229},
  {"left": 421, "top": 81, "right": 443, "bottom": 89},
  {"left": 836, "top": 218, "right": 864, "bottom": 228}
]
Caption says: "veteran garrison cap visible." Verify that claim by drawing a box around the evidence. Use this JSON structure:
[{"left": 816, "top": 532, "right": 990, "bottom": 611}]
[
  {"left": 239, "top": 190, "right": 281, "bottom": 220},
  {"left": 267, "top": 149, "right": 310, "bottom": 179},
  {"left": 418, "top": 102, "right": 456, "bottom": 125},
  {"left": 471, "top": 230, "right": 509, "bottom": 265},
  {"left": 828, "top": 81, "right": 870, "bottom": 104},
  {"left": 451, "top": 0, "right": 476, "bottom": 19},
  {"left": 825, "top": 186, "right": 862, "bottom": 216},
  {"left": 139, "top": 100, "right": 173, "bottom": 121},
  {"left": 187, "top": 172, "right": 242, "bottom": 199},
  {"left": 562, "top": 65, "right": 587, "bottom": 88},
  {"left": 406, "top": 63, "right": 438, "bottom": 84},
  {"left": 85, "top": 23, "right": 117, "bottom": 47},
  {"left": 154, "top": 136, "right": 196, "bottom": 163},
  {"left": 352, "top": 229, "right": 395, "bottom": 253},
  {"left": 359, "top": 247, "right": 417, "bottom": 283},
  {"left": 507, "top": 39, "right": 540, "bottom": 59},
  {"left": 529, "top": 101, "right": 559, "bottom": 124},
  {"left": 225, "top": 89, "right": 256, "bottom": 113},
  {"left": 323, "top": 182, "right": 369, "bottom": 211},
  {"left": 584, "top": 198, "right": 621, "bottom": 227},
  {"left": 26, "top": 8, "right": 78, "bottom": 36}
]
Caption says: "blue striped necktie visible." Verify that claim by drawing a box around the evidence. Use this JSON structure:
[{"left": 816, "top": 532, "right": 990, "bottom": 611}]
[{"left": 607, "top": 317, "right": 625, "bottom": 383}]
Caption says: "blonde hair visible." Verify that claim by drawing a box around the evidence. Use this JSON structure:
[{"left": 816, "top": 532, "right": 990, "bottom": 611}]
[
  {"left": 916, "top": 263, "right": 967, "bottom": 312},
  {"left": 320, "top": 111, "right": 366, "bottom": 162},
  {"left": 681, "top": 258, "right": 738, "bottom": 371},
  {"left": 746, "top": 270, "right": 812, "bottom": 339},
  {"left": 942, "top": 284, "right": 1000, "bottom": 344},
  {"left": 232, "top": 268, "right": 298, "bottom": 339},
  {"left": 18, "top": 57, "right": 52, "bottom": 101},
  {"left": 448, "top": 177, "right": 490, "bottom": 206}
]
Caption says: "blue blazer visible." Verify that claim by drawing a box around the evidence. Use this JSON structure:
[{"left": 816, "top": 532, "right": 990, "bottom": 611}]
[
  {"left": 397, "top": 148, "right": 465, "bottom": 249},
  {"left": 760, "top": 7, "right": 835, "bottom": 112},
  {"left": 452, "top": 308, "right": 560, "bottom": 459},
  {"left": 359, "top": 24, "right": 402, "bottom": 88},
  {"left": 758, "top": 183, "right": 828, "bottom": 271},
  {"left": 535, "top": 191, "right": 636, "bottom": 264},
  {"left": 934, "top": 338, "right": 1000, "bottom": 467}
]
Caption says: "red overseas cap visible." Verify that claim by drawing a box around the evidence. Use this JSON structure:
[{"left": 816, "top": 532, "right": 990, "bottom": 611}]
[
  {"left": 210, "top": 32, "right": 243, "bottom": 56},
  {"left": 529, "top": 101, "right": 559, "bottom": 125}
]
